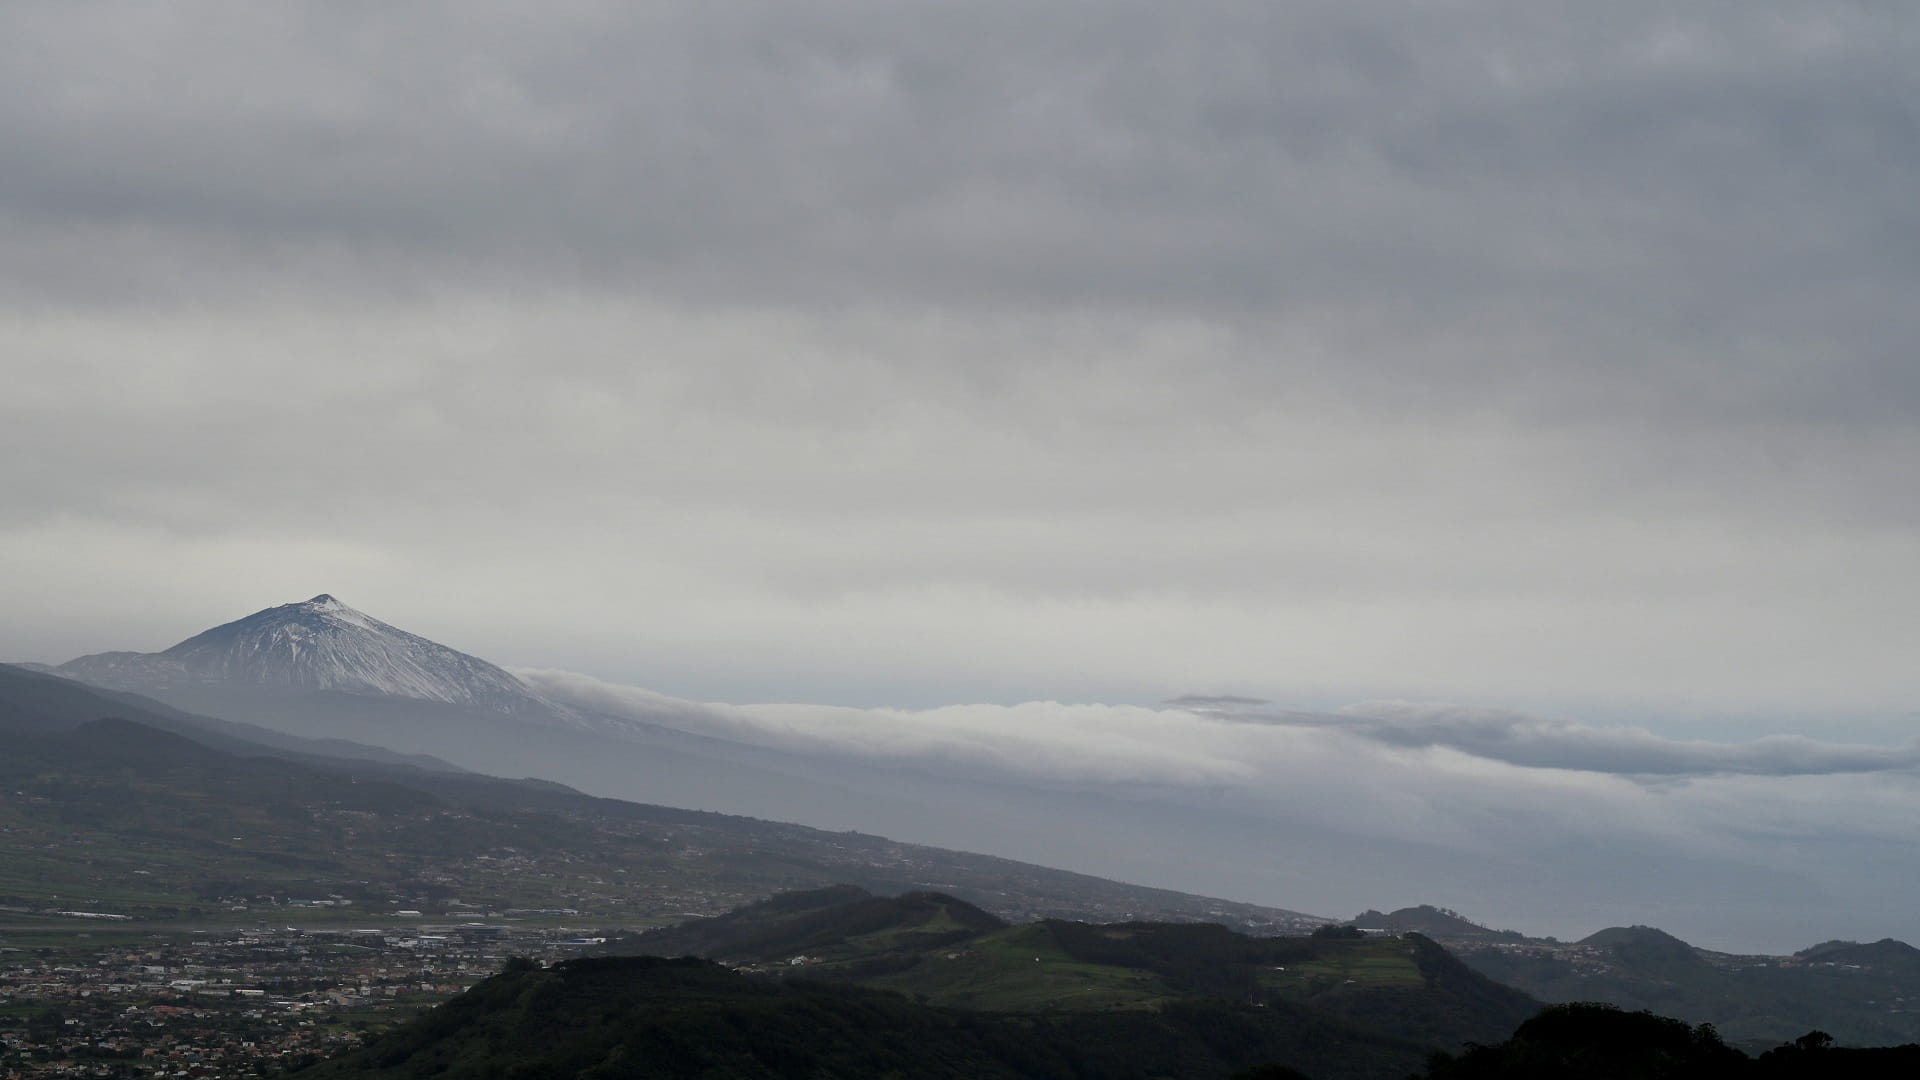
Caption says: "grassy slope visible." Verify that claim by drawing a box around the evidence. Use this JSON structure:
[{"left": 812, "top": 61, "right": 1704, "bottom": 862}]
[
  {"left": 295, "top": 955, "right": 1433, "bottom": 1080},
  {"left": 621, "top": 888, "right": 1539, "bottom": 1053},
  {"left": 863, "top": 922, "right": 1178, "bottom": 1011}
]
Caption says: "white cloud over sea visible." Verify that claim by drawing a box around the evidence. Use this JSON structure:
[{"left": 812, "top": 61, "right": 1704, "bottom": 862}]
[{"left": 521, "top": 666, "right": 1920, "bottom": 936}]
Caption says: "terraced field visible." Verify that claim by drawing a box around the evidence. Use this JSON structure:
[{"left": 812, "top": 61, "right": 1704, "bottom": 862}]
[
  {"left": 619, "top": 886, "right": 1541, "bottom": 1052},
  {"left": 1261, "top": 939, "right": 1428, "bottom": 1000},
  {"left": 858, "top": 923, "right": 1174, "bottom": 1010}
]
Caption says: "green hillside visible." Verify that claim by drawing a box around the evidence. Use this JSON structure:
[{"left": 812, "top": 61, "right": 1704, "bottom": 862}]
[
  {"left": 1794, "top": 939, "right": 1920, "bottom": 972},
  {"left": 290, "top": 952, "right": 1920, "bottom": 1080},
  {"left": 624, "top": 885, "right": 1008, "bottom": 965},
  {"left": 617, "top": 887, "right": 1540, "bottom": 1052},
  {"left": 292, "top": 954, "right": 1433, "bottom": 1080},
  {"left": 1353, "top": 906, "right": 1528, "bottom": 943}
]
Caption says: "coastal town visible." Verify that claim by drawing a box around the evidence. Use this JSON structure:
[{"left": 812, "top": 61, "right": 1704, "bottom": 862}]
[{"left": 0, "top": 920, "right": 613, "bottom": 1078}]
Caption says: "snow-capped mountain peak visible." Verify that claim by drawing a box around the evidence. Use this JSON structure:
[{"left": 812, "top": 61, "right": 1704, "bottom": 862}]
[{"left": 61, "top": 593, "right": 549, "bottom": 715}]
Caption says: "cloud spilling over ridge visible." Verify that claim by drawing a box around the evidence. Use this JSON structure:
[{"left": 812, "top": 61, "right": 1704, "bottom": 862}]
[
  {"left": 1281, "top": 701, "right": 1920, "bottom": 778},
  {"left": 520, "top": 668, "right": 1920, "bottom": 896},
  {"left": 522, "top": 668, "right": 1920, "bottom": 792},
  {"left": 521, "top": 667, "right": 1704, "bottom": 857},
  {"left": 521, "top": 668, "right": 1261, "bottom": 788},
  {"left": 513, "top": 669, "right": 1920, "bottom": 953}
]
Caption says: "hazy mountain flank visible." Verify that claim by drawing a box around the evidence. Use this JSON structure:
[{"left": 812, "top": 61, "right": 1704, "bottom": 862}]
[
  {"left": 1374, "top": 905, "right": 1920, "bottom": 1051},
  {"left": 50, "top": 591, "right": 1783, "bottom": 962},
  {"left": 49, "top": 594, "right": 1382, "bottom": 931},
  {"left": 0, "top": 661, "right": 1319, "bottom": 931}
]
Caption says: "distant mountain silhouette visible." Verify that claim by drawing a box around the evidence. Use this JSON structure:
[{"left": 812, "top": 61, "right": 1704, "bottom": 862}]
[
  {"left": 1423, "top": 913, "right": 1920, "bottom": 1050},
  {"left": 1794, "top": 939, "right": 1920, "bottom": 971},
  {"left": 0, "top": 663, "right": 1332, "bottom": 931},
  {"left": 1354, "top": 905, "right": 1528, "bottom": 942}
]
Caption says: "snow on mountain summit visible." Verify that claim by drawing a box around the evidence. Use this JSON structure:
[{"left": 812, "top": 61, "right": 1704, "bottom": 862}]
[{"left": 62, "top": 593, "right": 548, "bottom": 714}]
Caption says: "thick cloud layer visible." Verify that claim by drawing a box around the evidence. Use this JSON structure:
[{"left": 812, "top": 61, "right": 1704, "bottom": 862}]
[
  {"left": 5, "top": 4, "right": 1913, "bottom": 719},
  {"left": 530, "top": 668, "right": 1920, "bottom": 787},
  {"left": 6, "top": 4, "right": 1917, "bottom": 330},
  {"left": 521, "top": 667, "right": 1920, "bottom": 950},
  {"left": 1325, "top": 701, "right": 1920, "bottom": 777}
]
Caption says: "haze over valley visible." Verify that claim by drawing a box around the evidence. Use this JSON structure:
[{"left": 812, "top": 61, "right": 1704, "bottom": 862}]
[{"left": 33, "top": 591, "right": 1920, "bottom": 955}]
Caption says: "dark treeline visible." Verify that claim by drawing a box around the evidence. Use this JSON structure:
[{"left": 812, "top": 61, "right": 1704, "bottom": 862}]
[
  {"left": 293, "top": 957, "right": 1920, "bottom": 1080},
  {"left": 1424, "top": 1002, "right": 1920, "bottom": 1080}
]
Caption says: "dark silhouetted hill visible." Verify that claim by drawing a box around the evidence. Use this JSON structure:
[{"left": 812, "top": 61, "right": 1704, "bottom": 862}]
[
  {"left": 1353, "top": 905, "right": 1527, "bottom": 942},
  {"left": 291, "top": 954, "right": 1433, "bottom": 1080},
  {"left": 617, "top": 886, "right": 1539, "bottom": 1054}
]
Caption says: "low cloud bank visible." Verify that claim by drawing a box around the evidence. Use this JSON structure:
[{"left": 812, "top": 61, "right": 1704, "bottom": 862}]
[
  {"left": 1325, "top": 700, "right": 1920, "bottom": 778},
  {"left": 518, "top": 668, "right": 1920, "bottom": 950},
  {"left": 520, "top": 668, "right": 1261, "bottom": 788},
  {"left": 517, "top": 668, "right": 1920, "bottom": 857},
  {"left": 523, "top": 668, "right": 1920, "bottom": 789}
]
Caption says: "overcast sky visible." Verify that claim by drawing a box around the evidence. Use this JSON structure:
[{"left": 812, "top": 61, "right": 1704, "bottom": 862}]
[{"left": 5, "top": 2, "right": 1918, "bottom": 741}]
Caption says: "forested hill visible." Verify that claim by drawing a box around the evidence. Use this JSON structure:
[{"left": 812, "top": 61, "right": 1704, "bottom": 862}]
[
  {"left": 293, "top": 954, "right": 1429, "bottom": 1080},
  {"left": 610, "top": 885, "right": 1540, "bottom": 1055},
  {"left": 299, "top": 960, "right": 1920, "bottom": 1080}
]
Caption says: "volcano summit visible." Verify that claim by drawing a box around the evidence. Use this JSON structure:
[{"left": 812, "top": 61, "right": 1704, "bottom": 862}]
[{"left": 61, "top": 593, "right": 546, "bottom": 715}]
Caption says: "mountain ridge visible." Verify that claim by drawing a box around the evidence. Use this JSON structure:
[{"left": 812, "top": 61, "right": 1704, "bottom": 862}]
[
  {"left": 292, "top": 953, "right": 1435, "bottom": 1080},
  {"left": 1397, "top": 904, "right": 1920, "bottom": 1049},
  {"left": 1355, "top": 905, "right": 1530, "bottom": 942}
]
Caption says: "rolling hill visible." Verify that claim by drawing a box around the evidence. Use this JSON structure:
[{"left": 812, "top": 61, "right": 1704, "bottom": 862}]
[
  {"left": 616, "top": 885, "right": 1541, "bottom": 1053},
  {"left": 291, "top": 953, "right": 1434, "bottom": 1080},
  {"left": 1375, "top": 905, "right": 1920, "bottom": 1050}
]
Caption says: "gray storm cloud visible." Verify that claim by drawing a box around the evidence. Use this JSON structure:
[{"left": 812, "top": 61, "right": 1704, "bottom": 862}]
[
  {"left": 4, "top": 3, "right": 1919, "bottom": 724},
  {"left": 4, "top": 2, "right": 1917, "bottom": 347}
]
